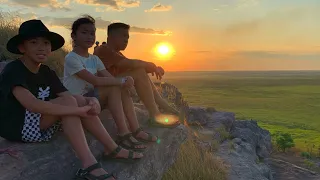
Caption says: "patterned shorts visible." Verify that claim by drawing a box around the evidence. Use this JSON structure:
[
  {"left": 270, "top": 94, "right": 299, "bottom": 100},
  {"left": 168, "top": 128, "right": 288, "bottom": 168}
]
[{"left": 21, "top": 110, "right": 61, "bottom": 142}]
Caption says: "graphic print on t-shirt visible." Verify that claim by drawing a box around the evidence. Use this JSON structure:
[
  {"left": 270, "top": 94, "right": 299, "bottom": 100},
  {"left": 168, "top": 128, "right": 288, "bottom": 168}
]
[{"left": 38, "top": 86, "right": 50, "bottom": 100}]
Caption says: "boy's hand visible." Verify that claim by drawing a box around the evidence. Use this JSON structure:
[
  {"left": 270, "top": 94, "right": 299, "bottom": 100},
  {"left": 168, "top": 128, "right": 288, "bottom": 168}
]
[
  {"left": 157, "top": 66, "right": 165, "bottom": 76},
  {"left": 87, "top": 97, "right": 101, "bottom": 116},
  {"left": 121, "top": 76, "right": 134, "bottom": 88},
  {"left": 78, "top": 105, "right": 95, "bottom": 118}
]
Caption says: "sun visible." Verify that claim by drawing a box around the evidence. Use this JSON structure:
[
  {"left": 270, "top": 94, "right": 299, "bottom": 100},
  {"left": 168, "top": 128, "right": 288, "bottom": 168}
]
[
  {"left": 154, "top": 42, "right": 174, "bottom": 60},
  {"left": 157, "top": 44, "right": 170, "bottom": 55}
]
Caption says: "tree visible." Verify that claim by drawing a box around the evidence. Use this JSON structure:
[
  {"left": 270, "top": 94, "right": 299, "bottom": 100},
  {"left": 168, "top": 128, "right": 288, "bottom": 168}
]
[{"left": 275, "top": 132, "right": 295, "bottom": 152}]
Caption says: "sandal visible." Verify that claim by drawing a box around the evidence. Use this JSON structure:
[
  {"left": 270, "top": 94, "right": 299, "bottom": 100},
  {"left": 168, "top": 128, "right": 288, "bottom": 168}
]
[
  {"left": 74, "top": 162, "right": 115, "bottom": 180},
  {"left": 103, "top": 146, "right": 142, "bottom": 163},
  {"left": 116, "top": 133, "right": 146, "bottom": 151},
  {"left": 132, "top": 127, "right": 158, "bottom": 143}
]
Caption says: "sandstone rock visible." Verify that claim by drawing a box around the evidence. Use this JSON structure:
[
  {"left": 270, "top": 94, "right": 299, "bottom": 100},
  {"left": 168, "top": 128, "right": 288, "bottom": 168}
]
[
  {"left": 217, "top": 120, "right": 274, "bottom": 180},
  {"left": 189, "top": 106, "right": 273, "bottom": 180},
  {"left": 186, "top": 106, "right": 209, "bottom": 125},
  {"left": 0, "top": 107, "right": 188, "bottom": 180},
  {"left": 230, "top": 120, "right": 272, "bottom": 159}
]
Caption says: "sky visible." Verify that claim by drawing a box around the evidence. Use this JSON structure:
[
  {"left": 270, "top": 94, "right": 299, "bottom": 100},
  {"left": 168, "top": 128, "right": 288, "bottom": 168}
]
[{"left": 0, "top": 0, "right": 319, "bottom": 71}]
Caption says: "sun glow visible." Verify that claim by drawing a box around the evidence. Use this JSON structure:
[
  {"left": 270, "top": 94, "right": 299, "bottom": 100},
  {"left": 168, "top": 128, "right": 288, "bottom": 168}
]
[{"left": 154, "top": 42, "right": 174, "bottom": 60}]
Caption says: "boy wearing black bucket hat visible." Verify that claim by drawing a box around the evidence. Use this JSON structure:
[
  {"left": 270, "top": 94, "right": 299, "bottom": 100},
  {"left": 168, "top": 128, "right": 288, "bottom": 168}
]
[{"left": 0, "top": 19, "right": 139, "bottom": 179}]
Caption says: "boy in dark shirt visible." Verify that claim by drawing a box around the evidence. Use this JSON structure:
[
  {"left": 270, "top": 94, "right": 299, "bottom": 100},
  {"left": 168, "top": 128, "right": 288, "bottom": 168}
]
[{"left": 0, "top": 19, "right": 142, "bottom": 179}]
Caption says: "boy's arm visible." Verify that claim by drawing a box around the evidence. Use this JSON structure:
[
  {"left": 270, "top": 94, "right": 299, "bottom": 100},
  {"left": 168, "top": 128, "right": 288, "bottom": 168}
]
[
  {"left": 12, "top": 86, "right": 82, "bottom": 116},
  {"left": 75, "top": 69, "right": 123, "bottom": 86},
  {"left": 94, "top": 46, "right": 157, "bottom": 70},
  {"left": 97, "top": 69, "right": 113, "bottom": 77},
  {"left": 65, "top": 55, "right": 123, "bottom": 86}
]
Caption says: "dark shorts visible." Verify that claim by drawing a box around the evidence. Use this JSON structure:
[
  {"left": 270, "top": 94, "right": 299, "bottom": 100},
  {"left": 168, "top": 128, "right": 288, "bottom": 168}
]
[
  {"left": 84, "top": 89, "right": 99, "bottom": 99},
  {"left": 83, "top": 88, "right": 105, "bottom": 107}
]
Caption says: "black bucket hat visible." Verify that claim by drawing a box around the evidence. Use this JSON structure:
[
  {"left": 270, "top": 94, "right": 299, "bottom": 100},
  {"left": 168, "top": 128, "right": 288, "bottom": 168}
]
[{"left": 6, "top": 19, "right": 65, "bottom": 54}]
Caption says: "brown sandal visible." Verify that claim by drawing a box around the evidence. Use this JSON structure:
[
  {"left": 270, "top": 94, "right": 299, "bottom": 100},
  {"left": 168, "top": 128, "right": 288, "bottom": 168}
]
[
  {"left": 103, "top": 146, "right": 142, "bottom": 163},
  {"left": 116, "top": 133, "right": 146, "bottom": 151},
  {"left": 132, "top": 127, "right": 158, "bottom": 143},
  {"left": 74, "top": 162, "right": 116, "bottom": 180}
]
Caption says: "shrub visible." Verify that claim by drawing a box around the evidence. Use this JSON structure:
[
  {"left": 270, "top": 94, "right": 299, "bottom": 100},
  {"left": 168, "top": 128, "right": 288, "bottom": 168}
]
[
  {"left": 274, "top": 132, "right": 295, "bottom": 152},
  {"left": 301, "top": 152, "right": 312, "bottom": 159}
]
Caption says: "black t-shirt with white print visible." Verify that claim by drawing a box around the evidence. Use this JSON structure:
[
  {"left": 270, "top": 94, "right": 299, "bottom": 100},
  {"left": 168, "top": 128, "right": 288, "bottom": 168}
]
[{"left": 0, "top": 60, "right": 67, "bottom": 141}]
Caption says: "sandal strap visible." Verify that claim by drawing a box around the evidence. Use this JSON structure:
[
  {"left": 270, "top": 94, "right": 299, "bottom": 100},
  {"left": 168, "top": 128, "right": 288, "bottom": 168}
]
[
  {"left": 108, "top": 146, "right": 123, "bottom": 158},
  {"left": 132, "top": 127, "right": 143, "bottom": 137},
  {"left": 76, "top": 162, "right": 102, "bottom": 177},
  {"left": 118, "top": 133, "right": 133, "bottom": 140},
  {"left": 128, "top": 150, "right": 134, "bottom": 159},
  {"left": 118, "top": 133, "right": 143, "bottom": 146},
  {"left": 133, "top": 128, "right": 156, "bottom": 142}
]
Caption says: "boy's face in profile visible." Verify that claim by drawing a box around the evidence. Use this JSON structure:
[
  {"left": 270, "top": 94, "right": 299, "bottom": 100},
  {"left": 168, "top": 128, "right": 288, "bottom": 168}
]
[
  {"left": 18, "top": 37, "right": 52, "bottom": 63},
  {"left": 113, "top": 28, "right": 129, "bottom": 51}
]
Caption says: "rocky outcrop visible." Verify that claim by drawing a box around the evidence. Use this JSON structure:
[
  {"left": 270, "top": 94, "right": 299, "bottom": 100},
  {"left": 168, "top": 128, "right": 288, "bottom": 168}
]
[
  {"left": 0, "top": 61, "right": 275, "bottom": 180},
  {"left": 0, "top": 80, "right": 188, "bottom": 180},
  {"left": 0, "top": 108, "right": 187, "bottom": 180},
  {"left": 189, "top": 108, "right": 274, "bottom": 180}
]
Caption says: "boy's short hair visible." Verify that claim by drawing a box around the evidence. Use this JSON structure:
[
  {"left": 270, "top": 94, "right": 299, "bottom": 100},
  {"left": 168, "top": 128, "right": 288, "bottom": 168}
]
[{"left": 107, "top": 23, "right": 130, "bottom": 36}]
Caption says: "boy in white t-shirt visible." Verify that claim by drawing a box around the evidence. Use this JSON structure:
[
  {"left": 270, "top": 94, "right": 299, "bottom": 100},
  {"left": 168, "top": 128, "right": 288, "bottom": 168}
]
[{"left": 64, "top": 16, "right": 158, "bottom": 152}]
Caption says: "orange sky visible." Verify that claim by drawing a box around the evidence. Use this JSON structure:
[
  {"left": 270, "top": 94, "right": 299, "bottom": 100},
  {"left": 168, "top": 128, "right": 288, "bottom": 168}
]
[{"left": 1, "top": 0, "right": 320, "bottom": 71}]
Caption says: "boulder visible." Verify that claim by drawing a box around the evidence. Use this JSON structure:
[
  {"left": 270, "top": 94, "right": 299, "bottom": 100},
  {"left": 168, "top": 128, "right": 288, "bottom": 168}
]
[
  {"left": 191, "top": 107, "right": 274, "bottom": 180},
  {"left": 0, "top": 108, "right": 188, "bottom": 180},
  {"left": 0, "top": 82, "right": 189, "bottom": 180}
]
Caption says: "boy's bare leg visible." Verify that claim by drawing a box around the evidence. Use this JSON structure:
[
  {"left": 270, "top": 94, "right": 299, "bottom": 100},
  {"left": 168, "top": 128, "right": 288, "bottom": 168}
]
[
  {"left": 97, "top": 86, "right": 131, "bottom": 135},
  {"left": 149, "top": 78, "right": 180, "bottom": 115},
  {"left": 73, "top": 95, "right": 144, "bottom": 158},
  {"left": 120, "top": 89, "right": 157, "bottom": 141},
  {"left": 96, "top": 86, "right": 146, "bottom": 148},
  {"left": 40, "top": 95, "right": 113, "bottom": 179},
  {"left": 118, "top": 68, "right": 160, "bottom": 118}
]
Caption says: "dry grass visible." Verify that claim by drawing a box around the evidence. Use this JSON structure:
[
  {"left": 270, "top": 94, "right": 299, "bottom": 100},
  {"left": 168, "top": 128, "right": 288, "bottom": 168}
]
[
  {"left": 162, "top": 137, "right": 228, "bottom": 180},
  {"left": 0, "top": 11, "right": 67, "bottom": 76}
]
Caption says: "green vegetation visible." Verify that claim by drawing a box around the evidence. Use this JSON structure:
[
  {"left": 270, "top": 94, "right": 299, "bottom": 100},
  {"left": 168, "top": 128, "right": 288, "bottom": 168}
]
[
  {"left": 157, "top": 71, "right": 320, "bottom": 151},
  {"left": 274, "top": 132, "right": 295, "bottom": 152}
]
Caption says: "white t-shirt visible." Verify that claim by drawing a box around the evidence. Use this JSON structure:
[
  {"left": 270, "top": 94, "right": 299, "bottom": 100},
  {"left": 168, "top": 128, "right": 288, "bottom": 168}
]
[{"left": 63, "top": 51, "right": 105, "bottom": 95}]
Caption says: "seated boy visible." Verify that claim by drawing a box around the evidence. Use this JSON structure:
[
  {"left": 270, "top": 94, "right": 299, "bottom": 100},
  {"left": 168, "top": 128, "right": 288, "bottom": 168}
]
[
  {"left": 63, "top": 16, "right": 158, "bottom": 151},
  {"left": 0, "top": 19, "right": 143, "bottom": 180}
]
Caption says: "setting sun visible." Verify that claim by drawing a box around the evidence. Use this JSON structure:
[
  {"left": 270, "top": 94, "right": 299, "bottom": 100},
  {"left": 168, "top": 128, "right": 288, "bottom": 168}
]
[
  {"left": 154, "top": 42, "right": 175, "bottom": 61},
  {"left": 157, "top": 45, "right": 170, "bottom": 55}
]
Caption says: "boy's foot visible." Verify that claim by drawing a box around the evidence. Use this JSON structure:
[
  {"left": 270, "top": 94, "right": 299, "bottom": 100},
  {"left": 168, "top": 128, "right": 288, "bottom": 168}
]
[
  {"left": 75, "top": 162, "right": 115, "bottom": 180},
  {"left": 132, "top": 127, "right": 158, "bottom": 143},
  {"left": 103, "top": 146, "right": 143, "bottom": 163},
  {"left": 116, "top": 133, "right": 147, "bottom": 151}
]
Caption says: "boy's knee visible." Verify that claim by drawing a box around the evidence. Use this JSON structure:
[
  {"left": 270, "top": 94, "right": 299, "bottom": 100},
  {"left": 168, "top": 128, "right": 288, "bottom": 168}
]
[
  {"left": 73, "top": 95, "right": 87, "bottom": 107},
  {"left": 59, "top": 95, "right": 78, "bottom": 107},
  {"left": 129, "top": 68, "right": 148, "bottom": 79}
]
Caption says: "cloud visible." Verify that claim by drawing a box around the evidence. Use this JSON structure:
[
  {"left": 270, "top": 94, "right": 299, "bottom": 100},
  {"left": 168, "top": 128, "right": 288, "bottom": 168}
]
[
  {"left": 8, "top": 0, "right": 71, "bottom": 11},
  {"left": 145, "top": 3, "right": 172, "bottom": 12},
  {"left": 18, "top": 12, "right": 38, "bottom": 19},
  {"left": 75, "top": 0, "right": 139, "bottom": 11},
  {"left": 39, "top": 16, "right": 171, "bottom": 35}
]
